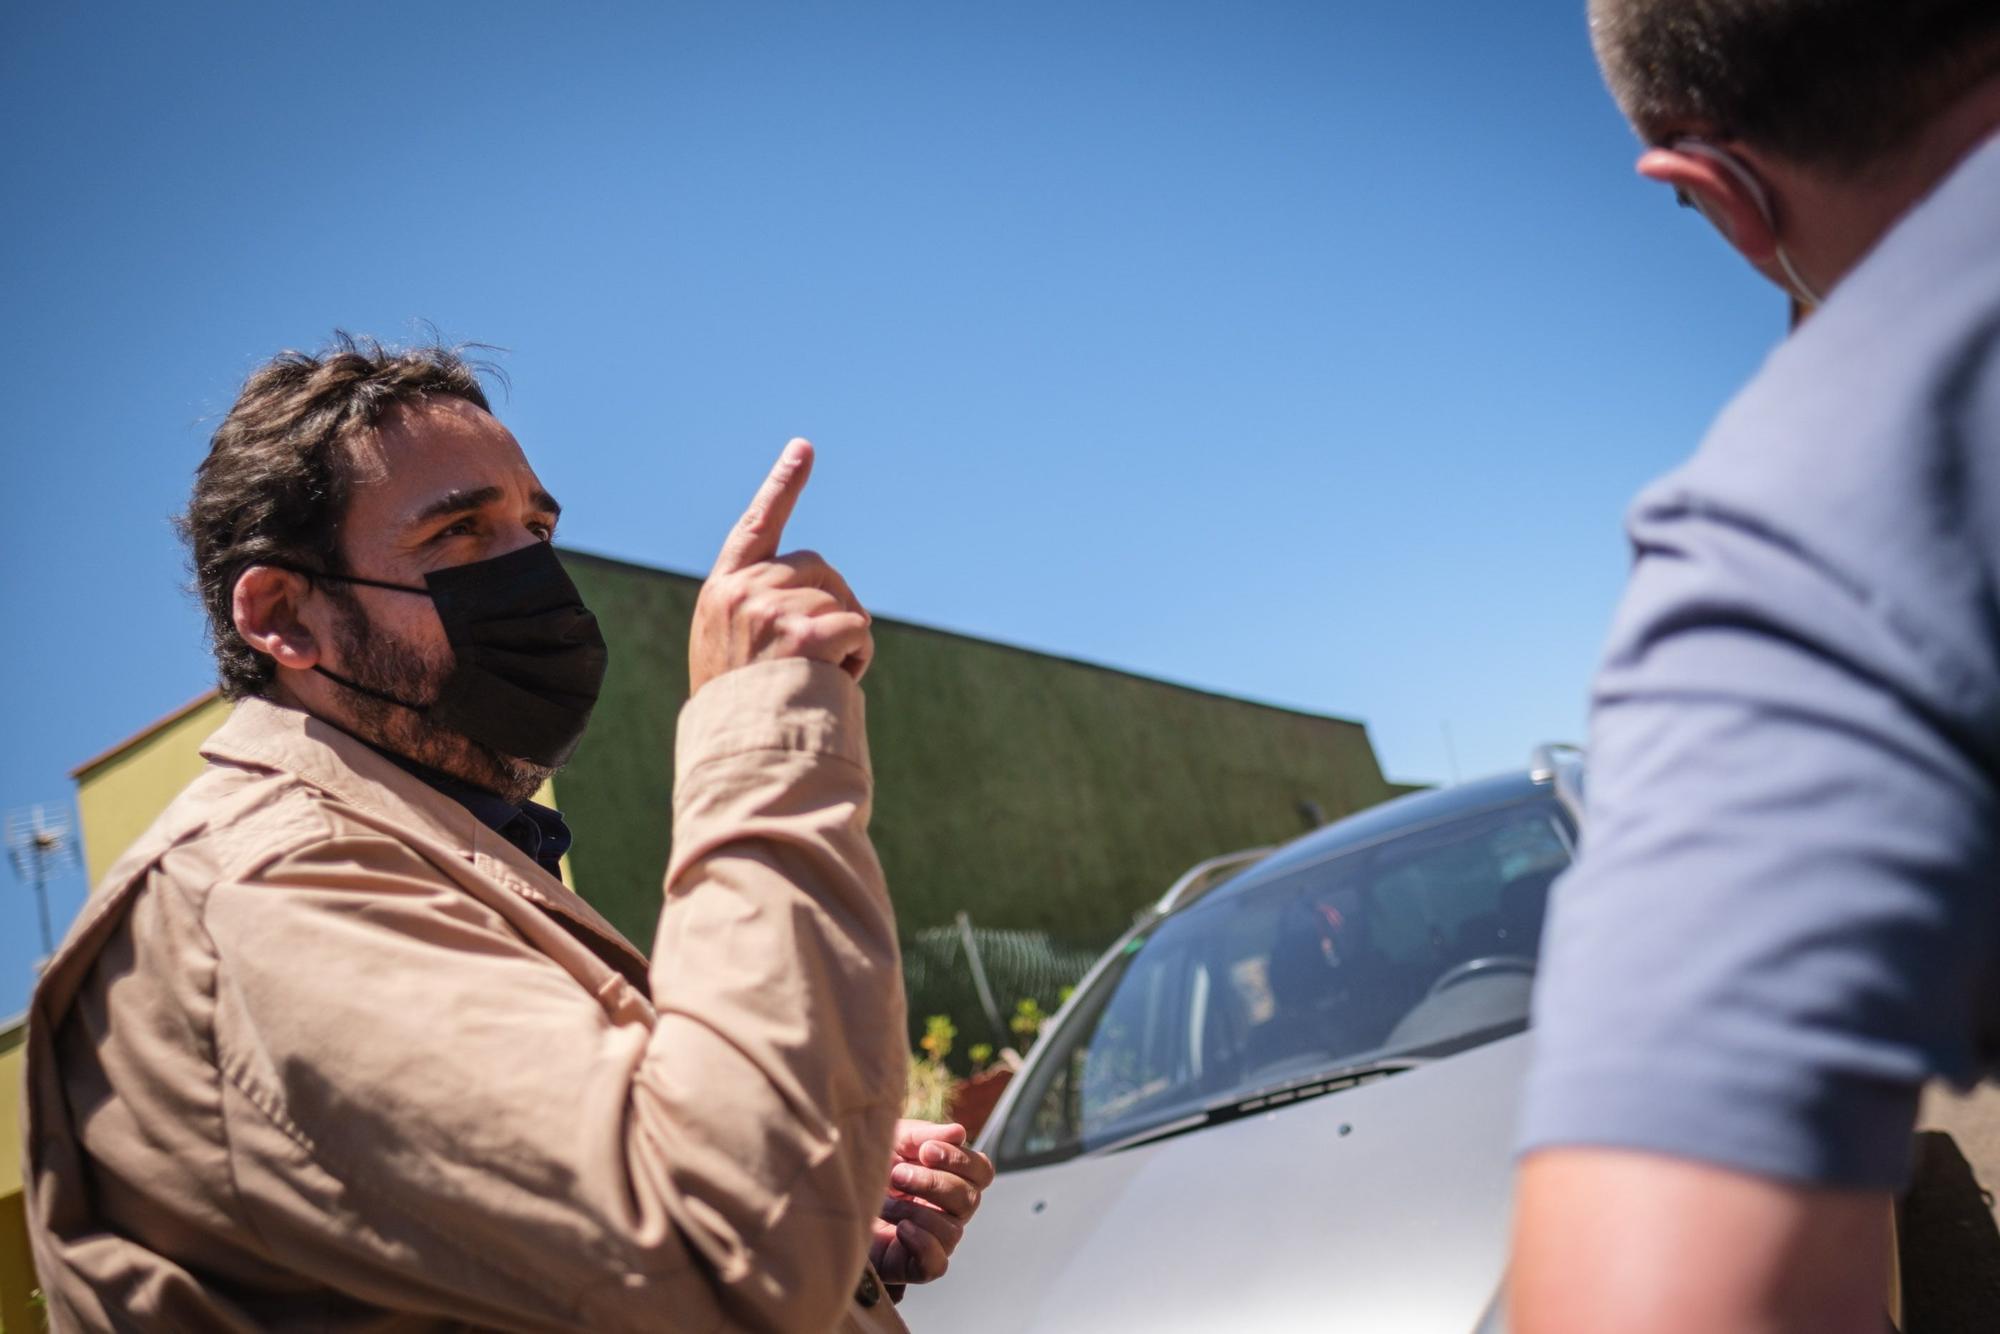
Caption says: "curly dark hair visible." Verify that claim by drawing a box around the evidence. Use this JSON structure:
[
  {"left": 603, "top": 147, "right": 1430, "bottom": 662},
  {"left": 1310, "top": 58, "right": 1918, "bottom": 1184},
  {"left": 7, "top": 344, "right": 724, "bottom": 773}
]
[
  {"left": 1589, "top": 0, "right": 2000, "bottom": 170},
  {"left": 177, "top": 332, "right": 497, "bottom": 698}
]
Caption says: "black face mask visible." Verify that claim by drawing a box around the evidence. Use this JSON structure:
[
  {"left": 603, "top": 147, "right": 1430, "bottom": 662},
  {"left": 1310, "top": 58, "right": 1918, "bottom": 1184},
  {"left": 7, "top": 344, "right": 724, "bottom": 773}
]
[{"left": 292, "top": 542, "right": 609, "bottom": 768}]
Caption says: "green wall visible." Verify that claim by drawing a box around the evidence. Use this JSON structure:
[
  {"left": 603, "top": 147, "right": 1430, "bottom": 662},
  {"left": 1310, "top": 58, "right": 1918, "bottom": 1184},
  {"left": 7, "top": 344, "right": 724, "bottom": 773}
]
[
  {"left": 557, "top": 550, "right": 1397, "bottom": 1039},
  {"left": 547, "top": 553, "right": 694, "bottom": 950}
]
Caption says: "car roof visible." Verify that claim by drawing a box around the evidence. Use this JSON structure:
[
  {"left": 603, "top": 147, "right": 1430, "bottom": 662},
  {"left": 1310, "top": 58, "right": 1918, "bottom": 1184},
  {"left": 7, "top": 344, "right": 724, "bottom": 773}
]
[{"left": 1187, "top": 769, "right": 1557, "bottom": 912}]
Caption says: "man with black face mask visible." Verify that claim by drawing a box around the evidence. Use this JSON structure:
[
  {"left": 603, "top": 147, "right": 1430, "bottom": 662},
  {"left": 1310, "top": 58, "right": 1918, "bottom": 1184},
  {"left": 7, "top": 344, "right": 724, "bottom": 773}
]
[{"left": 21, "top": 336, "right": 990, "bottom": 1332}]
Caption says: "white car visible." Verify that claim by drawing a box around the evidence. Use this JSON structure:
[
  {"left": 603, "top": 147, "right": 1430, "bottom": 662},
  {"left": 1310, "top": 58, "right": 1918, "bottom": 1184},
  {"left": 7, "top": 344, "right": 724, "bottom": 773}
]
[{"left": 903, "top": 750, "right": 1585, "bottom": 1333}]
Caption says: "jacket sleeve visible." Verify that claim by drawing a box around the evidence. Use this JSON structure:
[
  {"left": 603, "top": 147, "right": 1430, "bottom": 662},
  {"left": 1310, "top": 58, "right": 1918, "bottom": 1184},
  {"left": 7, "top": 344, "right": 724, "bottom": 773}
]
[{"left": 199, "top": 659, "right": 906, "bottom": 1333}]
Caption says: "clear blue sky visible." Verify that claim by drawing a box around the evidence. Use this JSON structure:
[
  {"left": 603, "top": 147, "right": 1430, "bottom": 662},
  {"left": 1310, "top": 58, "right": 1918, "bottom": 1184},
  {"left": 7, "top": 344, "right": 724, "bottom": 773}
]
[{"left": 0, "top": 1, "right": 1783, "bottom": 1013}]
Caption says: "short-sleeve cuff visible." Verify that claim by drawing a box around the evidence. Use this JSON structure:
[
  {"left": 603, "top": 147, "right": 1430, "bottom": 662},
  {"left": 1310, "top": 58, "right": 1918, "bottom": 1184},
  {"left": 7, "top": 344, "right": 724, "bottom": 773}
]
[{"left": 1516, "top": 1054, "right": 1923, "bottom": 1191}]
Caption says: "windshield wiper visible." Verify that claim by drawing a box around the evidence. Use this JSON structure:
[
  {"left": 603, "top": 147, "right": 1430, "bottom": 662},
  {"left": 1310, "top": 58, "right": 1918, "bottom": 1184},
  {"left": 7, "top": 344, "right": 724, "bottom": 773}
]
[{"left": 1090, "top": 1056, "right": 1428, "bottom": 1157}]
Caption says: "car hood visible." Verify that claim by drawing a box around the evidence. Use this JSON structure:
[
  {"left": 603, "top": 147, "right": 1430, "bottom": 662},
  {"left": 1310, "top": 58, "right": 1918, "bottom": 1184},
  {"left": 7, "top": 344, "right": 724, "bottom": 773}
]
[{"left": 899, "top": 1034, "right": 1527, "bottom": 1334}]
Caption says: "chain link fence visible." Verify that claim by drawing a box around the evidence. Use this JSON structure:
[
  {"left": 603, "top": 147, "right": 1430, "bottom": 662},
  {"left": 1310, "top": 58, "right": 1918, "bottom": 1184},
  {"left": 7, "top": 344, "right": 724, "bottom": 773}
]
[{"left": 902, "top": 921, "right": 1104, "bottom": 1068}]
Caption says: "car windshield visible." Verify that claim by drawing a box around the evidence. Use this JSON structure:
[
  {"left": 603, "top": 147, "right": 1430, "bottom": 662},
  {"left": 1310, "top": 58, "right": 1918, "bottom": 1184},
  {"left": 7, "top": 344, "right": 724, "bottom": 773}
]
[{"left": 994, "top": 794, "right": 1573, "bottom": 1169}]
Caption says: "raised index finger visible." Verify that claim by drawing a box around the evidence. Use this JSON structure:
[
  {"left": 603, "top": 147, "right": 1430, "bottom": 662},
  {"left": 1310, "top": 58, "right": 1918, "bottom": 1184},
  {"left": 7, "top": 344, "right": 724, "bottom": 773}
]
[{"left": 713, "top": 438, "right": 814, "bottom": 575}]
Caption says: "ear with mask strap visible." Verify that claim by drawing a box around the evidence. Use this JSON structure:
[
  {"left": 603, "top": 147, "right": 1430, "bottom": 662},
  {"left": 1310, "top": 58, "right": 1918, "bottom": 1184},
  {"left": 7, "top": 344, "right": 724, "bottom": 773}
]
[{"left": 1667, "top": 136, "right": 1825, "bottom": 309}]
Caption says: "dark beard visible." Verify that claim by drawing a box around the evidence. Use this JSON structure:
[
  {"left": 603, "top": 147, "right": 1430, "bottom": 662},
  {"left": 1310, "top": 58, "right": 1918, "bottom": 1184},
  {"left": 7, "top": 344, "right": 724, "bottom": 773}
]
[{"left": 322, "top": 590, "right": 555, "bottom": 806}]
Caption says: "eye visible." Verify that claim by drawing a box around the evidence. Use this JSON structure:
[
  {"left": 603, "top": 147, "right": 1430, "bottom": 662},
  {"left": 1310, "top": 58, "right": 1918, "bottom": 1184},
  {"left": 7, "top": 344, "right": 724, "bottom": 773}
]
[
  {"left": 529, "top": 519, "right": 556, "bottom": 541},
  {"left": 438, "top": 518, "right": 478, "bottom": 539}
]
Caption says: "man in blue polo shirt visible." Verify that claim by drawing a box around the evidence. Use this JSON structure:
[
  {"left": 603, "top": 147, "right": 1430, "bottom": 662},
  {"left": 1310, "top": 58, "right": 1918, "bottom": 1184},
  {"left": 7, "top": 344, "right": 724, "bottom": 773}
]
[{"left": 1510, "top": 4, "right": 2000, "bottom": 1331}]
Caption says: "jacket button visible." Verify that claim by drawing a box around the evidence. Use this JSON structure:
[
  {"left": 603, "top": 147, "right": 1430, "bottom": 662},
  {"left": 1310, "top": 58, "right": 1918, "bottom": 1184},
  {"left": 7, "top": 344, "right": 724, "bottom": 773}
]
[{"left": 855, "top": 1269, "right": 882, "bottom": 1308}]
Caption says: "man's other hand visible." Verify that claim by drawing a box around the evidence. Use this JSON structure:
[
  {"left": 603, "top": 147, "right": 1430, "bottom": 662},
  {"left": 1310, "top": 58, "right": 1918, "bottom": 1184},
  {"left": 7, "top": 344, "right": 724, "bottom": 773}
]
[
  {"left": 690, "top": 439, "right": 873, "bottom": 695},
  {"left": 870, "top": 1119, "right": 996, "bottom": 1285},
  {"left": 1510, "top": 1147, "right": 1892, "bottom": 1334}
]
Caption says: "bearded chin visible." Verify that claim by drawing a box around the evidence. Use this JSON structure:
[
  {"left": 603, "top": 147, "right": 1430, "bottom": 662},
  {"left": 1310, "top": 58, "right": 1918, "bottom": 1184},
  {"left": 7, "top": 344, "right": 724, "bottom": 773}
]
[{"left": 326, "top": 600, "right": 557, "bottom": 805}]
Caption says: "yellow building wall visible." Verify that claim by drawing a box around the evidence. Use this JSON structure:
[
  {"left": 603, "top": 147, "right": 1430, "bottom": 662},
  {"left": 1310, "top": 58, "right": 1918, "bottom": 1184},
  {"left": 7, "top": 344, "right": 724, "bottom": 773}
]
[
  {"left": 73, "top": 693, "right": 230, "bottom": 887},
  {"left": 2, "top": 1024, "right": 36, "bottom": 1333}
]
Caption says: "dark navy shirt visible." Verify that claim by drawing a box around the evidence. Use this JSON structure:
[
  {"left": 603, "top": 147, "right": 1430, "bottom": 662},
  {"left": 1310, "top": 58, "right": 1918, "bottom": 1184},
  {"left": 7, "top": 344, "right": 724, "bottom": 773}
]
[
  {"left": 1519, "top": 132, "right": 2000, "bottom": 1189},
  {"left": 350, "top": 737, "right": 664, "bottom": 1002},
  {"left": 368, "top": 744, "right": 573, "bottom": 881}
]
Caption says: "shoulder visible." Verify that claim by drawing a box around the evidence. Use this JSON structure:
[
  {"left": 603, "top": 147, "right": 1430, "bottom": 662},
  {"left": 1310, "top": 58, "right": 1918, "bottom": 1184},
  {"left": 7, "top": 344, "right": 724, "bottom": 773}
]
[
  {"left": 1607, "top": 252, "right": 2000, "bottom": 738},
  {"left": 46, "top": 762, "right": 346, "bottom": 1012},
  {"left": 131, "top": 762, "right": 379, "bottom": 911},
  {"left": 1668, "top": 161, "right": 2000, "bottom": 527},
  {"left": 101, "top": 758, "right": 486, "bottom": 972},
  {"left": 96, "top": 754, "right": 325, "bottom": 889}
]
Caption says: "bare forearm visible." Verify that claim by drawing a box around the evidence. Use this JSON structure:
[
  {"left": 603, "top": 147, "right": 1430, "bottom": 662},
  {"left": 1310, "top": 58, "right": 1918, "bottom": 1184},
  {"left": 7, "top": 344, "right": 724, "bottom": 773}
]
[{"left": 1510, "top": 1149, "right": 1891, "bottom": 1334}]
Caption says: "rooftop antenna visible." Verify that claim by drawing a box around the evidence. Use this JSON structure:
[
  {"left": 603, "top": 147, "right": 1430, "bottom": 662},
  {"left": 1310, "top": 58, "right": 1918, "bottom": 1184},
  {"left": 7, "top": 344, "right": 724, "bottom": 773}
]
[{"left": 7, "top": 803, "right": 80, "bottom": 961}]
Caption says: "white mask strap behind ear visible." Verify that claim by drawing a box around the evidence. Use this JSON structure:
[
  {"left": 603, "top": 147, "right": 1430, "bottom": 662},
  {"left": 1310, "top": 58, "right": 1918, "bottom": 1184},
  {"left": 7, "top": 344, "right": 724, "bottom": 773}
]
[{"left": 1668, "top": 136, "right": 1824, "bottom": 308}]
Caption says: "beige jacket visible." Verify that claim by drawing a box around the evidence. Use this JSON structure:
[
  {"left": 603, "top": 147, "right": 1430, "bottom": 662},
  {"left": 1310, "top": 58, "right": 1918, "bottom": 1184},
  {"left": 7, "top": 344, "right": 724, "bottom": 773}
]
[{"left": 23, "top": 660, "right": 912, "bottom": 1333}]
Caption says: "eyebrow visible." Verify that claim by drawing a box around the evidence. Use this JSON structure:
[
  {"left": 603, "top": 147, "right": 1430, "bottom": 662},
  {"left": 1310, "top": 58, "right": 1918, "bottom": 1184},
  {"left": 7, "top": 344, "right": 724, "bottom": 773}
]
[{"left": 411, "top": 486, "right": 563, "bottom": 526}]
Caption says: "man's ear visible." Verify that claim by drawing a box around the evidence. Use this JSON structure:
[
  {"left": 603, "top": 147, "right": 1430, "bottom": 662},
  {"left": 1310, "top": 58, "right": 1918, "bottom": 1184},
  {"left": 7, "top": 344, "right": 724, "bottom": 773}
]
[
  {"left": 1637, "top": 147, "right": 1780, "bottom": 265},
  {"left": 232, "top": 565, "right": 322, "bottom": 672}
]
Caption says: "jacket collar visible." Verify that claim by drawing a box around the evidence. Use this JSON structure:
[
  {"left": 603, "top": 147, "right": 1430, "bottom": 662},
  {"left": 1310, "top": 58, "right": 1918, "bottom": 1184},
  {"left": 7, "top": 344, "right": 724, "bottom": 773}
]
[
  {"left": 203, "top": 696, "right": 490, "bottom": 857},
  {"left": 202, "top": 697, "right": 645, "bottom": 972}
]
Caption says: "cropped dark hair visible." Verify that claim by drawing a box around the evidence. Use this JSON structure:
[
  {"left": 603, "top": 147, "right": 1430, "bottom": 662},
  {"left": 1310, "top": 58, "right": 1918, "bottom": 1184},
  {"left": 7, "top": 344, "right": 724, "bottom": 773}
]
[
  {"left": 177, "top": 333, "right": 496, "bottom": 699},
  {"left": 1589, "top": 0, "right": 2000, "bottom": 170}
]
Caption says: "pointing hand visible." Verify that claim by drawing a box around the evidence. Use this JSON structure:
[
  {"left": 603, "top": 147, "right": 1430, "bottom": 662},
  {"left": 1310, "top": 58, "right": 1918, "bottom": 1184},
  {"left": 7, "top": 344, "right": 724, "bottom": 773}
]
[{"left": 689, "top": 439, "right": 873, "bottom": 695}]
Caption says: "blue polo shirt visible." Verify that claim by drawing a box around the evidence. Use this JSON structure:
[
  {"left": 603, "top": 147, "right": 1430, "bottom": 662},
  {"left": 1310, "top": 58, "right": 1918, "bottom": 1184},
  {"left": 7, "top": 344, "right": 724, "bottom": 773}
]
[{"left": 1518, "top": 131, "right": 2000, "bottom": 1189}]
